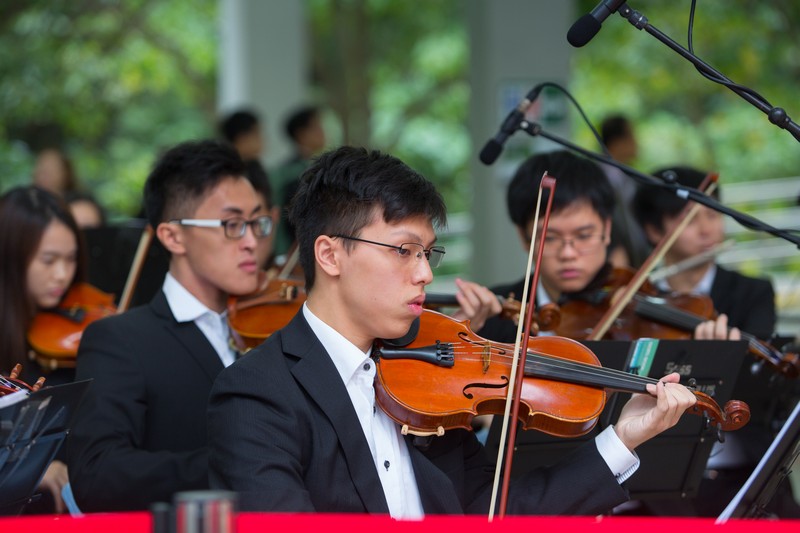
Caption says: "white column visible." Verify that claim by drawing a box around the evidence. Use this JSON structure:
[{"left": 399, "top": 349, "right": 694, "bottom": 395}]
[
  {"left": 468, "top": 0, "right": 575, "bottom": 286},
  {"left": 218, "top": 0, "right": 307, "bottom": 166}
]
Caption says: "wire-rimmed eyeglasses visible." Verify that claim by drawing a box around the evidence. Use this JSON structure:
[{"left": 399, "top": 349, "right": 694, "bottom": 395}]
[{"left": 332, "top": 235, "right": 446, "bottom": 268}]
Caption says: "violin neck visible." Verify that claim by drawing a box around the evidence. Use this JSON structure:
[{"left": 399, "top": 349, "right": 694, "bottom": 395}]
[
  {"left": 522, "top": 352, "right": 652, "bottom": 395},
  {"left": 632, "top": 295, "right": 704, "bottom": 332}
]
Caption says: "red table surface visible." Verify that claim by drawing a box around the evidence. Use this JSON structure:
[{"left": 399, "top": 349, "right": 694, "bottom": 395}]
[{"left": 0, "top": 512, "right": 798, "bottom": 532}]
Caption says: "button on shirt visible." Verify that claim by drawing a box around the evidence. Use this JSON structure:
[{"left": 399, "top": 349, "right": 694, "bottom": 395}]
[
  {"left": 302, "top": 304, "right": 424, "bottom": 519},
  {"left": 163, "top": 273, "right": 238, "bottom": 367}
]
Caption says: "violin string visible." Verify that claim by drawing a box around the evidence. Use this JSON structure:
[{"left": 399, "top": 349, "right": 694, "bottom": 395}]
[
  {"left": 445, "top": 342, "right": 659, "bottom": 392},
  {"left": 635, "top": 295, "right": 784, "bottom": 369},
  {"left": 415, "top": 344, "right": 725, "bottom": 422}
]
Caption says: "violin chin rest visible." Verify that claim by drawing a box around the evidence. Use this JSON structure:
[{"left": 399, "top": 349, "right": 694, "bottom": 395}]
[{"left": 381, "top": 317, "right": 420, "bottom": 347}]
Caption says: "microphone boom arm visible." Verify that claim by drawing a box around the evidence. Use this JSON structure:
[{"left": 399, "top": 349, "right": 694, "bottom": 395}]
[
  {"left": 518, "top": 120, "right": 800, "bottom": 249},
  {"left": 616, "top": 3, "right": 800, "bottom": 143}
]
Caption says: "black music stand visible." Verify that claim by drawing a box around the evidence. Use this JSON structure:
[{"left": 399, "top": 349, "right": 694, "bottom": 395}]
[
  {"left": 717, "top": 398, "right": 800, "bottom": 521},
  {"left": 0, "top": 380, "right": 90, "bottom": 515},
  {"left": 484, "top": 339, "right": 748, "bottom": 501},
  {"left": 83, "top": 220, "right": 168, "bottom": 308}
]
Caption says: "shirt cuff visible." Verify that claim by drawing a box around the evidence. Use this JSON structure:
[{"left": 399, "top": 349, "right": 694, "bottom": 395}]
[{"left": 595, "top": 426, "right": 640, "bottom": 484}]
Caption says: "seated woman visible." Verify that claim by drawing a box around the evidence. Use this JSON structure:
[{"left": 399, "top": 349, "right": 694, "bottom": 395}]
[{"left": 0, "top": 185, "right": 88, "bottom": 513}]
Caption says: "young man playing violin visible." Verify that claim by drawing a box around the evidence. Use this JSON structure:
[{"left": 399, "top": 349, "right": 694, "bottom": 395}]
[
  {"left": 479, "top": 150, "right": 738, "bottom": 344},
  {"left": 67, "top": 140, "right": 274, "bottom": 512},
  {"left": 207, "top": 145, "right": 696, "bottom": 517},
  {"left": 633, "top": 167, "right": 799, "bottom": 518},
  {"left": 632, "top": 166, "right": 776, "bottom": 341}
]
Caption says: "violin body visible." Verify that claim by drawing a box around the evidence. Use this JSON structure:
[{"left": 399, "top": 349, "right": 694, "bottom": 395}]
[
  {"left": 553, "top": 267, "right": 715, "bottom": 340},
  {"left": 375, "top": 310, "right": 606, "bottom": 437},
  {"left": 373, "top": 309, "right": 748, "bottom": 437},
  {"left": 227, "top": 277, "right": 306, "bottom": 349},
  {"left": 27, "top": 282, "right": 116, "bottom": 369}
]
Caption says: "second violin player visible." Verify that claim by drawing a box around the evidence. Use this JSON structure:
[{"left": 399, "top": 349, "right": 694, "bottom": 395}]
[{"left": 478, "top": 151, "right": 738, "bottom": 345}]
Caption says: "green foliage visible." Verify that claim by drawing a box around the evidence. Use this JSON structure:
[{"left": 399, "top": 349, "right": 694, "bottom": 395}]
[
  {"left": 0, "top": 0, "right": 218, "bottom": 216},
  {"left": 571, "top": 0, "right": 800, "bottom": 183}
]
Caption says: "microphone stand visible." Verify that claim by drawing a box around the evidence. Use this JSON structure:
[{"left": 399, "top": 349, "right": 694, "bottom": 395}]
[
  {"left": 517, "top": 120, "right": 800, "bottom": 249},
  {"left": 614, "top": 3, "right": 800, "bottom": 143}
]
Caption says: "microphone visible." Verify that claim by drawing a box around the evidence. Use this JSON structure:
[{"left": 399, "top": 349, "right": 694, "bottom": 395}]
[
  {"left": 567, "top": 0, "right": 625, "bottom": 48},
  {"left": 479, "top": 84, "right": 543, "bottom": 165}
]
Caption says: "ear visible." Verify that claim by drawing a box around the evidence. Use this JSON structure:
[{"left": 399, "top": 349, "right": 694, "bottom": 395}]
[
  {"left": 314, "top": 234, "right": 341, "bottom": 279},
  {"left": 515, "top": 225, "right": 531, "bottom": 250},
  {"left": 642, "top": 223, "right": 663, "bottom": 246},
  {"left": 156, "top": 221, "right": 187, "bottom": 256},
  {"left": 602, "top": 219, "right": 613, "bottom": 245}
]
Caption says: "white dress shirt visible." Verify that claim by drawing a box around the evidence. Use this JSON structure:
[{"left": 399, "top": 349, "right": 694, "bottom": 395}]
[
  {"left": 162, "top": 273, "right": 237, "bottom": 367},
  {"left": 302, "top": 304, "right": 424, "bottom": 519}
]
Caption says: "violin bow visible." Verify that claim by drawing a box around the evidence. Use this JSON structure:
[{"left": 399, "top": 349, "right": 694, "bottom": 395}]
[
  {"left": 587, "top": 173, "right": 718, "bottom": 341},
  {"left": 117, "top": 224, "right": 155, "bottom": 313},
  {"left": 489, "top": 174, "right": 557, "bottom": 520}
]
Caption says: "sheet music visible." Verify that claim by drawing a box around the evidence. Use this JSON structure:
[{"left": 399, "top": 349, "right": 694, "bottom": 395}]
[{"left": 0, "top": 390, "right": 28, "bottom": 410}]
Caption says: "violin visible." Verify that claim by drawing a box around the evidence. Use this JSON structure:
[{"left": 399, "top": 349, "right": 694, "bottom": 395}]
[
  {"left": 553, "top": 267, "right": 800, "bottom": 378},
  {"left": 373, "top": 309, "right": 750, "bottom": 438},
  {"left": 25, "top": 224, "right": 154, "bottom": 370},
  {"left": 1, "top": 364, "right": 45, "bottom": 396},
  {"left": 424, "top": 292, "right": 561, "bottom": 331},
  {"left": 27, "top": 282, "right": 117, "bottom": 370},
  {"left": 553, "top": 266, "right": 715, "bottom": 340},
  {"left": 227, "top": 275, "right": 306, "bottom": 350}
]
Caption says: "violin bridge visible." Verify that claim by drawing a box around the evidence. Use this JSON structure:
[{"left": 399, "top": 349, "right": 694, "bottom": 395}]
[{"left": 482, "top": 344, "right": 491, "bottom": 374}]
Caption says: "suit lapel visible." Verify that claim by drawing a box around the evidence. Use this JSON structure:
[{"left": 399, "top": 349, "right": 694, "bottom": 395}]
[
  {"left": 150, "top": 291, "right": 224, "bottom": 382},
  {"left": 281, "top": 313, "right": 390, "bottom": 514},
  {"left": 405, "top": 435, "right": 465, "bottom": 514}
]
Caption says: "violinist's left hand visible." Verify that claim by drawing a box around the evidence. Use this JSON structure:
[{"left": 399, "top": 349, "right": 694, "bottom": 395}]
[
  {"left": 450, "top": 278, "right": 502, "bottom": 332},
  {"left": 613, "top": 372, "right": 697, "bottom": 452},
  {"left": 694, "top": 313, "right": 741, "bottom": 341}
]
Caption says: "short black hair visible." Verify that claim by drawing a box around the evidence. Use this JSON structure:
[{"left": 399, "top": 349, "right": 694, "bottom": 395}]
[
  {"left": 284, "top": 106, "right": 320, "bottom": 142},
  {"left": 244, "top": 159, "right": 273, "bottom": 209},
  {"left": 143, "top": 140, "right": 247, "bottom": 228},
  {"left": 288, "top": 146, "right": 447, "bottom": 291},
  {"left": 600, "top": 114, "right": 632, "bottom": 146},
  {"left": 507, "top": 150, "right": 615, "bottom": 230},
  {"left": 219, "top": 109, "right": 260, "bottom": 144},
  {"left": 632, "top": 166, "right": 720, "bottom": 232}
]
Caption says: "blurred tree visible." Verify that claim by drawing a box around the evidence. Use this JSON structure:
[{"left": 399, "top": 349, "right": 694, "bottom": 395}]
[
  {"left": 570, "top": 0, "right": 800, "bottom": 183},
  {"left": 307, "top": 0, "right": 471, "bottom": 211},
  {"left": 0, "top": 0, "right": 217, "bottom": 215}
]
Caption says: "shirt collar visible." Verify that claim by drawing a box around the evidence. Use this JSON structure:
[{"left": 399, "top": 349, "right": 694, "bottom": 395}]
[
  {"left": 302, "top": 303, "right": 371, "bottom": 385},
  {"left": 163, "top": 272, "right": 220, "bottom": 323},
  {"left": 655, "top": 263, "right": 717, "bottom": 295}
]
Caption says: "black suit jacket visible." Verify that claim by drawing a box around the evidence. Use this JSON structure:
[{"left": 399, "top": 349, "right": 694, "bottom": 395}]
[
  {"left": 208, "top": 311, "right": 627, "bottom": 515},
  {"left": 710, "top": 266, "right": 775, "bottom": 340},
  {"left": 67, "top": 290, "right": 223, "bottom": 512}
]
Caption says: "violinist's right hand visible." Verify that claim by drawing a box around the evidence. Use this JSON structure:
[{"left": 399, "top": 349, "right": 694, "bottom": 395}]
[
  {"left": 694, "top": 313, "right": 741, "bottom": 341},
  {"left": 449, "top": 278, "right": 502, "bottom": 332}
]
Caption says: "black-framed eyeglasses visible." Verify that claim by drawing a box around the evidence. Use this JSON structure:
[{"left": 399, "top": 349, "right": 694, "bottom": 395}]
[
  {"left": 541, "top": 232, "right": 604, "bottom": 255},
  {"left": 170, "top": 216, "right": 273, "bottom": 240},
  {"left": 332, "top": 235, "right": 446, "bottom": 268}
]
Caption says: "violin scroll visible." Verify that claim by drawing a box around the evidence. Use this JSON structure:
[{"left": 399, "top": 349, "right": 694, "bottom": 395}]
[{"left": 688, "top": 389, "right": 750, "bottom": 435}]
